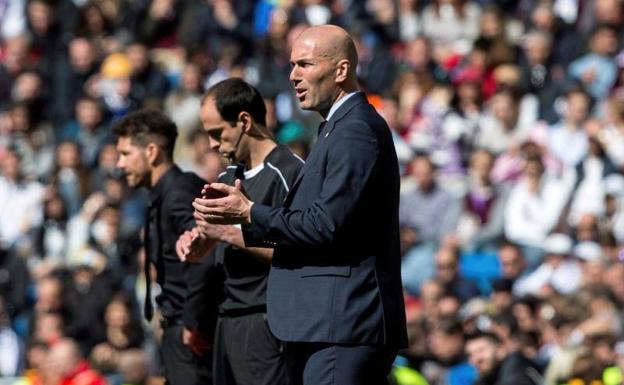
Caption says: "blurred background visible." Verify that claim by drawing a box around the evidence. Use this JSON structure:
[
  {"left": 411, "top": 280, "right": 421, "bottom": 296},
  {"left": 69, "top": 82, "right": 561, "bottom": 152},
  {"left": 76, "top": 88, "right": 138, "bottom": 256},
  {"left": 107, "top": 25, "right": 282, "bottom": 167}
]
[{"left": 2, "top": 0, "right": 624, "bottom": 384}]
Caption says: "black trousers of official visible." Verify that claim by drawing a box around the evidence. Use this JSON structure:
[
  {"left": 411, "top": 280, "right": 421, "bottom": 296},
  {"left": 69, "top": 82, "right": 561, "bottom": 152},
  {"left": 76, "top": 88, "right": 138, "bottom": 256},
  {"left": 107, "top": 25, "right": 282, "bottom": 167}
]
[
  {"left": 214, "top": 312, "right": 289, "bottom": 385},
  {"left": 161, "top": 323, "right": 213, "bottom": 385},
  {"left": 285, "top": 342, "right": 397, "bottom": 385}
]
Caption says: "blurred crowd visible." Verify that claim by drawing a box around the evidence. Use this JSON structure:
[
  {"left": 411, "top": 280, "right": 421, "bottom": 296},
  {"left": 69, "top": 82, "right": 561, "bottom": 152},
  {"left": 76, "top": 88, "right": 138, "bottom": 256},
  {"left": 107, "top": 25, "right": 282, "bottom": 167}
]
[{"left": 3, "top": 0, "right": 624, "bottom": 384}]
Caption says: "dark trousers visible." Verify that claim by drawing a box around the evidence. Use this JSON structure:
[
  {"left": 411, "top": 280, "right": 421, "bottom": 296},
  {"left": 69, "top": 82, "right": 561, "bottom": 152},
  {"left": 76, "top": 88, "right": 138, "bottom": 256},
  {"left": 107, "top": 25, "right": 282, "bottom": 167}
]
[
  {"left": 285, "top": 342, "right": 397, "bottom": 385},
  {"left": 161, "top": 323, "right": 213, "bottom": 385},
  {"left": 213, "top": 313, "right": 289, "bottom": 385}
]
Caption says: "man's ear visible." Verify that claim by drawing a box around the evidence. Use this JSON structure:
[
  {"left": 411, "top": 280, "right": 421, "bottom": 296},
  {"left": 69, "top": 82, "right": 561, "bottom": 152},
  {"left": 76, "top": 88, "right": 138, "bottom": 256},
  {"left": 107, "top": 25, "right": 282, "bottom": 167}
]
[
  {"left": 238, "top": 111, "right": 253, "bottom": 134},
  {"left": 145, "top": 142, "right": 161, "bottom": 165},
  {"left": 335, "top": 59, "right": 350, "bottom": 83}
]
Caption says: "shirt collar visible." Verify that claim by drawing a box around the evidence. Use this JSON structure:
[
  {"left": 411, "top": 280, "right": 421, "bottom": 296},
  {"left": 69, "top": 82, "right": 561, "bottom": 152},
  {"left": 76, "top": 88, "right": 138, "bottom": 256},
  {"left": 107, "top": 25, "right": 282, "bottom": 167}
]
[
  {"left": 326, "top": 91, "right": 359, "bottom": 122},
  {"left": 149, "top": 165, "right": 181, "bottom": 204}
]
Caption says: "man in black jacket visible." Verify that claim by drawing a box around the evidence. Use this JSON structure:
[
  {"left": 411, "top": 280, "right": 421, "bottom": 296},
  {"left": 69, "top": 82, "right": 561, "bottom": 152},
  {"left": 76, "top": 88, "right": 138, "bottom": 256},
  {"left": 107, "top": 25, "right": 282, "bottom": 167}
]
[
  {"left": 178, "top": 78, "right": 302, "bottom": 385},
  {"left": 114, "top": 109, "right": 216, "bottom": 385}
]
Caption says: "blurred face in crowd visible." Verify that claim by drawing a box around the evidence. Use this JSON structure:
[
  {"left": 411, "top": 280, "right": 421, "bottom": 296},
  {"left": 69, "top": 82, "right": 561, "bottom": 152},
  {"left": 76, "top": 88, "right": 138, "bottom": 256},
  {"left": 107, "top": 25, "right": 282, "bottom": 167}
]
[
  {"left": 56, "top": 141, "right": 82, "bottom": 169},
  {"left": 405, "top": 37, "right": 430, "bottom": 70},
  {"left": 498, "top": 245, "right": 525, "bottom": 280},
  {"left": 514, "top": 303, "right": 538, "bottom": 333},
  {"left": 466, "top": 337, "right": 499, "bottom": 377},
  {"left": 594, "top": 0, "right": 622, "bottom": 24},
  {"left": 490, "top": 92, "right": 516, "bottom": 126},
  {"left": 0, "top": 150, "right": 20, "bottom": 181},
  {"left": 590, "top": 28, "right": 618, "bottom": 56},
  {"left": 437, "top": 295, "right": 461, "bottom": 318},
  {"left": 524, "top": 33, "right": 551, "bottom": 66},
  {"left": 411, "top": 156, "right": 435, "bottom": 191},
  {"left": 116, "top": 137, "right": 151, "bottom": 188},
  {"left": 9, "top": 104, "right": 30, "bottom": 133},
  {"left": 13, "top": 71, "right": 43, "bottom": 102},
  {"left": 491, "top": 289, "right": 513, "bottom": 312},
  {"left": 436, "top": 247, "right": 458, "bottom": 283},
  {"left": 430, "top": 327, "right": 465, "bottom": 363},
  {"left": 3, "top": 35, "right": 29, "bottom": 74},
  {"left": 76, "top": 99, "right": 103, "bottom": 130},
  {"left": 469, "top": 150, "right": 493, "bottom": 183},
  {"left": 98, "top": 143, "right": 119, "bottom": 171},
  {"left": 576, "top": 214, "right": 599, "bottom": 242},
  {"left": 181, "top": 63, "right": 202, "bottom": 94},
  {"left": 28, "top": 0, "right": 54, "bottom": 35},
  {"left": 105, "top": 299, "right": 131, "bottom": 328},
  {"left": 480, "top": 8, "right": 503, "bottom": 38},
  {"left": 566, "top": 92, "right": 590, "bottom": 126},
  {"left": 69, "top": 38, "right": 95, "bottom": 74},
  {"left": 531, "top": 5, "right": 555, "bottom": 30},
  {"left": 126, "top": 43, "right": 149, "bottom": 74},
  {"left": 34, "top": 312, "right": 64, "bottom": 343},
  {"left": 26, "top": 343, "right": 48, "bottom": 372},
  {"left": 200, "top": 96, "right": 249, "bottom": 162},
  {"left": 524, "top": 158, "right": 544, "bottom": 192},
  {"left": 46, "top": 340, "right": 81, "bottom": 378},
  {"left": 605, "top": 264, "right": 624, "bottom": 303},
  {"left": 35, "top": 277, "right": 63, "bottom": 311}
]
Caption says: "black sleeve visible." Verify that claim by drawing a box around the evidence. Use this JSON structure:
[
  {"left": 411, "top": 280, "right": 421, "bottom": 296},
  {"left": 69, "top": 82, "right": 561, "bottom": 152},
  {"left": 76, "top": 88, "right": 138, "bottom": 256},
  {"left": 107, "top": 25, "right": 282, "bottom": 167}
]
[
  {"left": 243, "top": 121, "right": 378, "bottom": 249},
  {"left": 183, "top": 252, "right": 221, "bottom": 332}
]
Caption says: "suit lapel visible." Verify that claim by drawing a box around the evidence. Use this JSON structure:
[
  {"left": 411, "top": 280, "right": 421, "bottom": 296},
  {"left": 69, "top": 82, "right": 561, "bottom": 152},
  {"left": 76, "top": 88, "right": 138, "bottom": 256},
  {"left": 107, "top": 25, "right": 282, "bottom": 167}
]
[{"left": 283, "top": 92, "right": 368, "bottom": 205}]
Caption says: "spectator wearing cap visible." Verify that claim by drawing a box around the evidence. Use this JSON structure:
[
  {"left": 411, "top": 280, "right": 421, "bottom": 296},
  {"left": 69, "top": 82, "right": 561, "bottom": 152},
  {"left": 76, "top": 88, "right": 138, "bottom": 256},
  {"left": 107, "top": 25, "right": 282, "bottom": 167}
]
[
  {"left": 514, "top": 233, "right": 582, "bottom": 297},
  {"left": 97, "top": 52, "right": 137, "bottom": 120}
]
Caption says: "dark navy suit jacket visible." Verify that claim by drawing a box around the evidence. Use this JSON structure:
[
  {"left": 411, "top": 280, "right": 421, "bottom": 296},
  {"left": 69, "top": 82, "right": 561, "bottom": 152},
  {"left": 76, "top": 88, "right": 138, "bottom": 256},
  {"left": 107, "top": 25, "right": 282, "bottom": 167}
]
[{"left": 243, "top": 92, "right": 408, "bottom": 347}]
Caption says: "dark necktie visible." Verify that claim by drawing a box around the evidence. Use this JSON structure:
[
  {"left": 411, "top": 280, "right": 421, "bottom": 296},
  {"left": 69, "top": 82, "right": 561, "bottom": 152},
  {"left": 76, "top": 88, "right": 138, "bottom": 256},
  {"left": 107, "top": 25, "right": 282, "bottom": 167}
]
[
  {"left": 143, "top": 205, "right": 154, "bottom": 321},
  {"left": 317, "top": 121, "right": 327, "bottom": 138}
]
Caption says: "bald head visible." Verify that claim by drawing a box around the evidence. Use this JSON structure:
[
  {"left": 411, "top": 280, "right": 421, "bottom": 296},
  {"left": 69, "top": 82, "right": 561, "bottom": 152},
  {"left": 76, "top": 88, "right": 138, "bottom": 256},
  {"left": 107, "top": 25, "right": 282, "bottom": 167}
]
[
  {"left": 297, "top": 25, "right": 358, "bottom": 72},
  {"left": 289, "top": 25, "right": 359, "bottom": 116}
]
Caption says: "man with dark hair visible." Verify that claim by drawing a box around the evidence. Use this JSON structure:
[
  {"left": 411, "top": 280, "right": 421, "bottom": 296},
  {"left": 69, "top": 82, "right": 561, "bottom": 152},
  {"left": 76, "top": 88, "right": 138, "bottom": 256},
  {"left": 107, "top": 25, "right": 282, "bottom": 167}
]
[
  {"left": 465, "top": 332, "right": 541, "bottom": 385},
  {"left": 113, "top": 109, "right": 215, "bottom": 385},
  {"left": 192, "top": 26, "right": 407, "bottom": 385},
  {"left": 178, "top": 77, "right": 302, "bottom": 385}
]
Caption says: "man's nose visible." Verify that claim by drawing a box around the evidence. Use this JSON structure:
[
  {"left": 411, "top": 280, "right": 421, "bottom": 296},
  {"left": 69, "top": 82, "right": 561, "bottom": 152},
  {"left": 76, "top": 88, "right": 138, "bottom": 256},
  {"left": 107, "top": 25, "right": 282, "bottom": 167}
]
[{"left": 289, "top": 66, "right": 299, "bottom": 82}]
